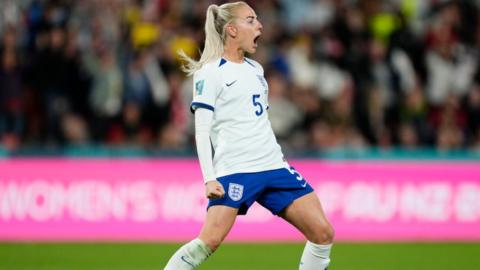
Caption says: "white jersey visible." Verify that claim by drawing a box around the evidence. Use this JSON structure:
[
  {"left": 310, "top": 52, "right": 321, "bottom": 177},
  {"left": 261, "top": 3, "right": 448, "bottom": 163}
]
[{"left": 191, "top": 57, "right": 286, "bottom": 178}]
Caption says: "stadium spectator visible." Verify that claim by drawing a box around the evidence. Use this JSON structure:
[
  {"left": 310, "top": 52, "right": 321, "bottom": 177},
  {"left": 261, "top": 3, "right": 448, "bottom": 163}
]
[{"left": 0, "top": 27, "right": 23, "bottom": 150}]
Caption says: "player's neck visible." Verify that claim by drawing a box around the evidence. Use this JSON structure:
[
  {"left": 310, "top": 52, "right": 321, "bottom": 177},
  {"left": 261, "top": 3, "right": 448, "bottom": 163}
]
[{"left": 223, "top": 44, "right": 245, "bottom": 63}]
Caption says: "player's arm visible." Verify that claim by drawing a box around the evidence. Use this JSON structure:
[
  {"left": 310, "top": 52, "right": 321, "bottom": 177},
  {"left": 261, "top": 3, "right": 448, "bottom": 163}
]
[{"left": 194, "top": 108, "right": 225, "bottom": 199}]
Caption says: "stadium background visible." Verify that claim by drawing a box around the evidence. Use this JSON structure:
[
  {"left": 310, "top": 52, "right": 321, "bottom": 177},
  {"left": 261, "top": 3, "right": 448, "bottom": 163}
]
[{"left": 1, "top": 0, "right": 479, "bottom": 269}]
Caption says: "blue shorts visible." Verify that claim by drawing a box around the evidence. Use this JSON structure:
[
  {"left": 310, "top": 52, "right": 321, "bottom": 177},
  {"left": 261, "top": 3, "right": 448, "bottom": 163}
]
[{"left": 208, "top": 166, "right": 314, "bottom": 215}]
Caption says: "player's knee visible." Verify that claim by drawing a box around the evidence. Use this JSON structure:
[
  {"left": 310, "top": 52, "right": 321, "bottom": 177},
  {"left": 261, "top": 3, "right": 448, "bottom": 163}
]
[
  {"left": 310, "top": 222, "right": 334, "bottom": 244},
  {"left": 202, "top": 236, "right": 224, "bottom": 252}
]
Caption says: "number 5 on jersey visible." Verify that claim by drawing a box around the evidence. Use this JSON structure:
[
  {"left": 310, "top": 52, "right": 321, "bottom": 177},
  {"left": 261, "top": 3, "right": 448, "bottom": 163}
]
[{"left": 252, "top": 94, "right": 263, "bottom": 116}]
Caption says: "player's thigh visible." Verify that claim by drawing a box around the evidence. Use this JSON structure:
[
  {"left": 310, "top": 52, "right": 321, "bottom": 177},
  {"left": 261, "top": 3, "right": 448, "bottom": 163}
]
[
  {"left": 279, "top": 192, "right": 334, "bottom": 244},
  {"left": 198, "top": 205, "right": 238, "bottom": 250}
]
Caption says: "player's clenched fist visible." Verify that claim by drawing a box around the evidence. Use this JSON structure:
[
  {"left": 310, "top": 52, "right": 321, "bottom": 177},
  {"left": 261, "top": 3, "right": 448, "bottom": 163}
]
[{"left": 205, "top": 181, "right": 225, "bottom": 199}]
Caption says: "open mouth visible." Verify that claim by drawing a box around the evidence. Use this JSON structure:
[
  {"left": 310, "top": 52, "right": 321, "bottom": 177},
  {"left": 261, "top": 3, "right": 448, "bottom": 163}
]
[{"left": 254, "top": 35, "right": 261, "bottom": 46}]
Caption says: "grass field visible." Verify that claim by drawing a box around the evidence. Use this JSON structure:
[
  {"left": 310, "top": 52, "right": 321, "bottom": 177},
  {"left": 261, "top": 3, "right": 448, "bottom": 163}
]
[{"left": 1, "top": 242, "right": 479, "bottom": 270}]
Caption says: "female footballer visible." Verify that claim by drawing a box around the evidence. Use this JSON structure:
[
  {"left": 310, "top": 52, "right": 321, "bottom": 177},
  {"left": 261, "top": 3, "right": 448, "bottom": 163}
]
[{"left": 164, "top": 2, "right": 334, "bottom": 269}]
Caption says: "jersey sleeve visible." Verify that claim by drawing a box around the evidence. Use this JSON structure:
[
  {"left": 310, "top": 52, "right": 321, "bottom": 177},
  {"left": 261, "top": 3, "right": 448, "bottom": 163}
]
[
  {"left": 255, "top": 60, "right": 269, "bottom": 110},
  {"left": 190, "top": 66, "right": 221, "bottom": 113}
]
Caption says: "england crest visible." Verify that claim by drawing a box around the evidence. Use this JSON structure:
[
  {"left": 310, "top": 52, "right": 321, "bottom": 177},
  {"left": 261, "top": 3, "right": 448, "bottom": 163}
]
[{"left": 228, "top": 183, "right": 244, "bottom": 201}]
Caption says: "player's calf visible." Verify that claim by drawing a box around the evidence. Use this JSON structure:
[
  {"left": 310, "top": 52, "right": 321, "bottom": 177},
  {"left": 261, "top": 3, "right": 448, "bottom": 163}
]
[
  {"left": 299, "top": 241, "right": 332, "bottom": 270},
  {"left": 200, "top": 235, "right": 224, "bottom": 252},
  {"left": 163, "top": 238, "right": 212, "bottom": 270},
  {"left": 299, "top": 222, "right": 334, "bottom": 270}
]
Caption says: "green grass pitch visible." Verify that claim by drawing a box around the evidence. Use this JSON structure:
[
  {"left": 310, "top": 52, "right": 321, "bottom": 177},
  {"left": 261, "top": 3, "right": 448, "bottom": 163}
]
[{"left": 1, "top": 242, "right": 479, "bottom": 270}]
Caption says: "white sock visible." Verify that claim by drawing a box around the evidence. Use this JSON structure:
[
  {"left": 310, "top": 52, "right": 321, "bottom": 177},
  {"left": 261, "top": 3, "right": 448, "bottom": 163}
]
[
  {"left": 299, "top": 241, "right": 332, "bottom": 270},
  {"left": 164, "top": 238, "right": 212, "bottom": 270}
]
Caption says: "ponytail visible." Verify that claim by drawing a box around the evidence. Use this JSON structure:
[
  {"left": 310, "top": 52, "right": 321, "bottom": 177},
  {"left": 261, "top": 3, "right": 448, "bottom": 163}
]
[{"left": 179, "top": 2, "right": 247, "bottom": 76}]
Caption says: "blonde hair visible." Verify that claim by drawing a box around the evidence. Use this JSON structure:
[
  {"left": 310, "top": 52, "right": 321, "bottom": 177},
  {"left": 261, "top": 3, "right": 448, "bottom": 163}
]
[{"left": 179, "top": 1, "right": 247, "bottom": 76}]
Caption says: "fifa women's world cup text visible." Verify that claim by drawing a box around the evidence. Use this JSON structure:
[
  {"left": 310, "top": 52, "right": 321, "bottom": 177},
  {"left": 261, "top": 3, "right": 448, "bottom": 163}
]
[{"left": 163, "top": 2, "right": 334, "bottom": 270}]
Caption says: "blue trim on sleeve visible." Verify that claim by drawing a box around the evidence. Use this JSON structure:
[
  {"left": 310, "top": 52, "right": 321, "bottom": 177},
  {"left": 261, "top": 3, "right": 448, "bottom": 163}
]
[
  {"left": 219, "top": 58, "right": 227, "bottom": 67},
  {"left": 244, "top": 58, "right": 255, "bottom": 67},
  {"left": 190, "top": 102, "right": 215, "bottom": 113}
]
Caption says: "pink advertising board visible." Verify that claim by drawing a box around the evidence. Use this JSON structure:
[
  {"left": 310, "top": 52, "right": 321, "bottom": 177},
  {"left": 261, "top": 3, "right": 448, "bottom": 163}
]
[{"left": 0, "top": 158, "right": 479, "bottom": 241}]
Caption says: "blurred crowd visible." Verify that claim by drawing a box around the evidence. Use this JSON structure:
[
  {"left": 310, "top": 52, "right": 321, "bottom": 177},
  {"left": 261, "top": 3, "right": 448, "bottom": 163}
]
[{"left": 1, "top": 0, "right": 480, "bottom": 154}]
